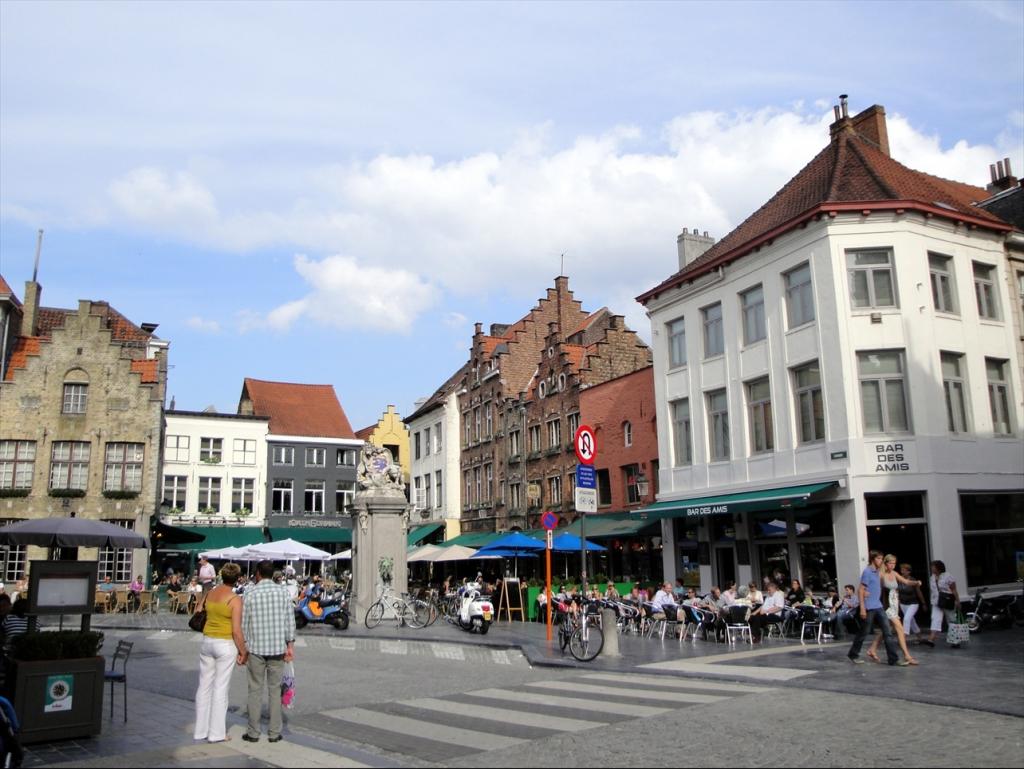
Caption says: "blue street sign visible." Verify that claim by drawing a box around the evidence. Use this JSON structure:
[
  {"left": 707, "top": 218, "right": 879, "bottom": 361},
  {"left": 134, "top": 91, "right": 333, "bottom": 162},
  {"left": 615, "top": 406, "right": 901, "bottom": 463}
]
[{"left": 576, "top": 464, "right": 596, "bottom": 489}]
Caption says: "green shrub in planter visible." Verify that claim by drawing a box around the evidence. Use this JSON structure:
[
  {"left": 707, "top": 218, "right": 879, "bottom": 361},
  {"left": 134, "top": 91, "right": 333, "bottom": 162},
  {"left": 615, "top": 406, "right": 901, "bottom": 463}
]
[
  {"left": 0, "top": 488, "right": 30, "bottom": 498},
  {"left": 48, "top": 488, "right": 87, "bottom": 498},
  {"left": 102, "top": 490, "right": 139, "bottom": 500},
  {"left": 11, "top": 630, "right": 105, "bottom": 661}
]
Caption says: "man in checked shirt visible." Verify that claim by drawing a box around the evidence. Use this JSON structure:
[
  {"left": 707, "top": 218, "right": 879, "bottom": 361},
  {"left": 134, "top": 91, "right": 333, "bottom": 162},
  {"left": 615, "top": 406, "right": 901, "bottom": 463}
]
[{"left": 241, "top": 560, "right": 296, "bottom": 743}]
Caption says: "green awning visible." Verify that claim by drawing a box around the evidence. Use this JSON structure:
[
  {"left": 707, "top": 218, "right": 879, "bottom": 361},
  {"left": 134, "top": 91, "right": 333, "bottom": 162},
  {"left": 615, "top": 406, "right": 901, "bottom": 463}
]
[
  {"left": 269, "top": 527, "right": 352, "bottom": 544},
  {"left": 635, "top": 481, "right": 839, "bottom": 520},
  {"left": 407, "top": 523, "right": 445, "bottom": 547},
  {"left": 439, "top": 532, "right": 505, "bottom": 548},
  {"left": 174, "top": 526, "right": 266, "bottom": 552},
  {"left": 562, "top": 512, "right": 661, "bottom": 539}
]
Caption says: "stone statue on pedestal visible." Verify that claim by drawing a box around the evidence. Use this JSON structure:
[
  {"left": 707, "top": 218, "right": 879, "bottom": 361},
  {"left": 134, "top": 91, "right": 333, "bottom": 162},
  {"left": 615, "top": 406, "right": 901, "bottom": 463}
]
[{"left": 349, "top": 445, "right": 411, "bottom": 621}]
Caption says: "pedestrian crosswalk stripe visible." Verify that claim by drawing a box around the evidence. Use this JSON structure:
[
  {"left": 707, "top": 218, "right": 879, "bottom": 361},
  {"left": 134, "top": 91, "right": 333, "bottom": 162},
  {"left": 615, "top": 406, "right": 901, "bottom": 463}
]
[
  {"left": 321, "top": 707, "right": 523, "bottom": 751},
  {"left": 582, "top": 672, "right": 774, "bottom": 694},
  {"left": 465, "top": 687, "right": 670, "bottom": 718},
  {"left": 523, "top": 680, "right": 729, "bottom": 704},
  {"left": 402, "top": 696, "right": 604, "bottom": 732},
  {"left": 225, "top": 725, "right": 369, "bottom": 768},
  {"left": 430, "top": 643, "right": 465, "bottom": 661},
  {"left": 639, "top": 659, "right": 815, "bottom": 681}
]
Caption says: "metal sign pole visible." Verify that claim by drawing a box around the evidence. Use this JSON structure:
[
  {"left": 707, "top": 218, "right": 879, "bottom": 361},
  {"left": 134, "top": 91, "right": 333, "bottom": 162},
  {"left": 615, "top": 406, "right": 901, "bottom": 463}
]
[
  {"left": 546, "top": 537, "right": 552, "bottom": 641},
  {"left": 580, "top": 511, "right": 587, "bottom": 596}
]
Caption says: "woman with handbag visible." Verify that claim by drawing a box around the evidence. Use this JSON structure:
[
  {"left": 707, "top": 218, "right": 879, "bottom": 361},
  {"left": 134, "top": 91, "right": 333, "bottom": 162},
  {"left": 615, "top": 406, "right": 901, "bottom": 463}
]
[
  {"left": 866, "top": 555, "right": 920, "bottom": 665},
  {"left": 193, "top": 562, "right": 248, "bottom": 743},
  {"left": 924, "top": 559, "right": 961, "bottom": 648}
]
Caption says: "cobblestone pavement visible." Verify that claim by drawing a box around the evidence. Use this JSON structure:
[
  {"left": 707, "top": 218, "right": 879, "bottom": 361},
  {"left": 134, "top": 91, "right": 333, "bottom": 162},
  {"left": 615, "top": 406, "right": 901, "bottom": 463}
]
[{"left": 24, "top": 615, "right": 1023, "bottom": 767}]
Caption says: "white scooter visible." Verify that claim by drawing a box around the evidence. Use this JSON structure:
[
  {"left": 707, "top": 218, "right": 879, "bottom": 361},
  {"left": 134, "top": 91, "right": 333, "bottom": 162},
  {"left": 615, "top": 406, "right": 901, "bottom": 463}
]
[{"left": 456, "top": 581, "right": 493, "bottom": 635}]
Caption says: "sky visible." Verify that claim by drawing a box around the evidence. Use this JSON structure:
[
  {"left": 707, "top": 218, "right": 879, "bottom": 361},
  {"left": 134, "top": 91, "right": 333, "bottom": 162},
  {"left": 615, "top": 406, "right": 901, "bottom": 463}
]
[{"left": 1, "top": 1, "right": 1022, "bottom": 430}]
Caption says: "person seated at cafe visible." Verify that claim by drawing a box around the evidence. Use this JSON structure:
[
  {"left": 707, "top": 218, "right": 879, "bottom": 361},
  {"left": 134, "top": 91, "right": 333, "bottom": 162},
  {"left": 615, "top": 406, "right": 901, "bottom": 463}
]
[
  {"left": 650, "top": 582, "right": 677, "bottom": 618},
  {"left": 721, "top": 581, "right": 738, "bottom": 607},
  {"left": 733, "top": 584, "right": 752, "bottom": 607},
  {"left": 98, "top": 576, "right": 116, "bottom": 593},
  {"left": 747, "top": 581, "right": 764, "bottom": 605},
  {"left": 833, "top": 584, "right": 860, "bottom": 639},
  {"left": 786, "top": 579, "right": 806, "bottom": 608},
  {"left": 673, "top": 578, "right": 687, "bottom": 601},
  {"left": 187, "top": 576, "right": 203, "bottom": 595},
  {"left": 605, "top": 582, "right": 620, "bottom": 600},
  {"left": 680, "top": 588, "right": 702, "bottom": 608},
  {"left": 749, "top": 581, "right": 786, "bottom": 643},
  {"left": 535, "top": 589, "right": 548, "bottom": 622},
  {"left": 167, "top": 573, "right": 183, "bottom": 594},
  {"left": 128, "top": 574, "right": 144, "bottom": 610}
]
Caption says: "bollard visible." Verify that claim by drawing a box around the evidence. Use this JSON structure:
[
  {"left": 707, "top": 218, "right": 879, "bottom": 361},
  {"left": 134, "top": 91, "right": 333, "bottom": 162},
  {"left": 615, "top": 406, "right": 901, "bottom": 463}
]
[{"left": 601, "top": 608, "right": 621, "bottom": 657}]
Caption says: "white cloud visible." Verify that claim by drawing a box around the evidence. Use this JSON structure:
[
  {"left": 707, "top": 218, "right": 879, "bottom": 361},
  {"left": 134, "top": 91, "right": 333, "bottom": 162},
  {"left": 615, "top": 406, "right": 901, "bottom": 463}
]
[
  {"left": 44, "top": 104, "right": 1024, "bottom": 331},
  {"left": 185, "top": 316, "right": 221, "bottom": 334},
  {"left": 108, "top": 167, "right": 218, "bottom": 230},
  {"left": 443, "top": 311, "right": 468, "bottom": 329},
  {"left": 247, "top": 254, "right": 438, "bottom": 335}
]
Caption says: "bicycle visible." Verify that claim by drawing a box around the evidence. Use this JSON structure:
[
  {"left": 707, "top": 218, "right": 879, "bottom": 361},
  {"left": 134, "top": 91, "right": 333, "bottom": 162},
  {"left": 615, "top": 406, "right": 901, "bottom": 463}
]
[
  {"left": 364, "top": 585, "right": 431, "bottom": 629},
  {"left": 555, "top": 596, "right": 604, "bottom": 662}
]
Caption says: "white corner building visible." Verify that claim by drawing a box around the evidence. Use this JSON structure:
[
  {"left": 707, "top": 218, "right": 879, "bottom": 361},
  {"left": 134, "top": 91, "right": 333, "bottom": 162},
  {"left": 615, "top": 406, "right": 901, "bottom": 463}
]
[{"left": 638, "top": 99, "right": 1024, "bottom": 595}]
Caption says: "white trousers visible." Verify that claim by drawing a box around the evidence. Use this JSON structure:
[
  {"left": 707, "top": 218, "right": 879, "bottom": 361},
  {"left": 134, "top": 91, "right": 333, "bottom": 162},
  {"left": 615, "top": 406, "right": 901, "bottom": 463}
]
[
  {"left": 900, "top": 603, "right": 920, "bottom": 635},
  {"left": 930, "top": 604, "right": 955, "bottom": 633},
  {"left": 194, "top": 637, "right": 237, "bottom": 742}
]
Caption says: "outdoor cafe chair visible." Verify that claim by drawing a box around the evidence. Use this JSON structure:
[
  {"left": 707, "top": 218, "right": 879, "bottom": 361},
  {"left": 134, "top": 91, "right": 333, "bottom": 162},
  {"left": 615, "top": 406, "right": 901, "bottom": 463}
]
[
  {"left": 94, "top": 590, "right": 110, "bottom": 613},
  {"left": 105, "top": 640, "right": 133, "bottom": 722},
  {"left": 724, "top": 604, "right": 753, "bottom": 646},
  {"left": 798, "top": 605, "right": 825, "bottom": 644},
  {"left": 110, "top": 589, "right": 129, "bottom": 614},
  {"left": 135, "top": 590, "right": 155, "bottom": 614}
]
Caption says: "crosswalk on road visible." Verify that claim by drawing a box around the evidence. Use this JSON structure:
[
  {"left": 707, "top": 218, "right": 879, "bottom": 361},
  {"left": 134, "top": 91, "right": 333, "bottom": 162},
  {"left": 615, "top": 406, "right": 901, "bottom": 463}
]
[{"left": 299, "top": 672, "right": 775, "bottom": 764}]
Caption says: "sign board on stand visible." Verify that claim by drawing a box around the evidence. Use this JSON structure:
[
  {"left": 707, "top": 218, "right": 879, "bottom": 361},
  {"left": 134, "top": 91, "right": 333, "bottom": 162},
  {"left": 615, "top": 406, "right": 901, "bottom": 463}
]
[
  {"left": 574, "top": 487, "right": 597, "bottom": 514},
  {"left": 575, "top": 464, "right": 596, "bottom": 489}
]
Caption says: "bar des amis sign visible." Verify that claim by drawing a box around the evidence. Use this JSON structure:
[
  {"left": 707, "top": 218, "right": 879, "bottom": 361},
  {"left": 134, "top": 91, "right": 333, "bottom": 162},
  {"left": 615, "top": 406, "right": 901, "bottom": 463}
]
[{"left": 870, "top": 442, "right": 912, "bottom": 473}]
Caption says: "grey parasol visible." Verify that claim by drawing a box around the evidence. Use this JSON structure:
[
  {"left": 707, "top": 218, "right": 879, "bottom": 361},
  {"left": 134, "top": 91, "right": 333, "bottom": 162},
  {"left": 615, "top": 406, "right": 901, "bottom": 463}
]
[{"left": 0, "top": 517, "right": 150, "bottom": 549}]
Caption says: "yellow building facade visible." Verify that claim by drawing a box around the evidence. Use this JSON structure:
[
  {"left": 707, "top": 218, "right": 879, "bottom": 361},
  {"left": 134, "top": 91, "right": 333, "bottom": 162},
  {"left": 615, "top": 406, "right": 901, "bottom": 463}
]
[{"left": 356, "top": 405, "right": 411, "bottom": 485}]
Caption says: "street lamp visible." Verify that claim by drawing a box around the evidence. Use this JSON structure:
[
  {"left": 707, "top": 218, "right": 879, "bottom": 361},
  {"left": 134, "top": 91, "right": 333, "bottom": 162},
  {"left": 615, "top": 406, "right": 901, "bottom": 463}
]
[{"left": 635, "top": 470, "right": 650, "bottom": 499}]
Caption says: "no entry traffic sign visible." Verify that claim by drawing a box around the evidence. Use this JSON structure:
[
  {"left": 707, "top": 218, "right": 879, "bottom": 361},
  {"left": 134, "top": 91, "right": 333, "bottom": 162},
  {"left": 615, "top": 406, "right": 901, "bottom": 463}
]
[{"left": 574, "top": 425, "right": 597, "bottom": 465}]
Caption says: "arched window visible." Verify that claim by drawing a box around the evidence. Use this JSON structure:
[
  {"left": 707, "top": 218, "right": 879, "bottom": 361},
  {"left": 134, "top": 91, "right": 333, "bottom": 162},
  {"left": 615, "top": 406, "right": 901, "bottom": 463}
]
[
  {"left": 623, "top": 421, "right": 633, "bottom": 447},
  {"left": 62, "top": 368, "right": 90, "bottom": 414},
  {"left": 538, "top": 381, "right": 547, "bottom": 399},
  {"left": 558, "top": 373, "right": 567, "bottom": 391}
]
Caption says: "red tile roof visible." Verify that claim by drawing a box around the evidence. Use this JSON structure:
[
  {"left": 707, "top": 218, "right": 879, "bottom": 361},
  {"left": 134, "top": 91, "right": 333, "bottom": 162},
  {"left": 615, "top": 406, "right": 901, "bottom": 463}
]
[
  {"left": 241, "top": 378, "right": 356, "bottom": 438},
  {"left": 638, "top": 116, "right": 1012, "bottom": 304},
  {"left": 0, "top": 275, "right": 21, "bottom": 307},
  {"left": 130, "top": 359, "right": 159, "bottom": 384},
  {"left": 3, "top": 337, "right": 41, "bottom": 381},
  {"left": 355, "top": 425, "right": 375, "bottom": 440}
]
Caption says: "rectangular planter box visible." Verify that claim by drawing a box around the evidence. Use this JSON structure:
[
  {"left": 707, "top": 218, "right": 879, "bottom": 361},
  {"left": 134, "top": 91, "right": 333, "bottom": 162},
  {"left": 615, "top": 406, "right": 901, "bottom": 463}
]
[{"left": 12, "top": 656, "right": 104, "bottom": 744}]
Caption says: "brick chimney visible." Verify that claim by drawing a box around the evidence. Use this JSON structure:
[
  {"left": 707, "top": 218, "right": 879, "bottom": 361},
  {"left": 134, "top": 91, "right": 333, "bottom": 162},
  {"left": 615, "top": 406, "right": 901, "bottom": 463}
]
[
  {"left": 22, "top": 279, "right": 41, "bottom": 337},
  {"left": 850, "top": 104, "right": 890, "bottom": 157},
  {"left": 676, "top": 228, "right": 716, "bottom": 269},
  {"left": 986, "top": 158, "right": 1018, "bottom": 194}
]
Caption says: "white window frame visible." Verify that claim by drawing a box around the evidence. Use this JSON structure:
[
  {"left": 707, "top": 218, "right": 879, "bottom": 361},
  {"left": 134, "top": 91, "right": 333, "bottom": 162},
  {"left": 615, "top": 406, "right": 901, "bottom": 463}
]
[
  {"left": 336, "top": 481, "right": 354, "bottom": 512},
  {"left": 509, "top": 429, "right": 521, "bottom": 456},
  {"left": 62, "top": 383, "right": 88, "bottom": 414},
  {"left": 848, "top": 248, "right": 898, "bottom": 309},
  {"left": 433, "top": 422, "right": 442, "bottom": 453},
  {"left": 485, "top": 403, "right": 493, "bottom": 438},
  {"left": 199, "top": 437, "right": 222, "bottom": 464},
  {"left": 434, "top": 470, "right": 443, "bottom": 508},
  {"left": 510, "top": 482, "right": 522, "bottom": 510},
  {"left": 336, "top": 448, "right": 356, "bottom": 467},
  {"left": 0, "top": 440, "right": 36, "bottom": 490},
  {"left": 423, "top": 427, "right": 431, "bottom": 457},
  {"left": 707, "top": 389, "right": 730, "bottom": 461},
  {"left": 740, "top": 285, "right": 766, "bottom": 345},
  {"left": 784, "top": 263, "right": 815, "bottom": 328},
  {"left": 484, "top": 463, "right": 493, "bottom": 502},
  {"left": 929, "top": 253, "right": 958, "bottom": 315},
  {"left": 305, "top": 447, "right": 326, "bottom": 467},
  {"left": 272, "top": 445, "right": 294, "bottom": 466},
  {"left": 667, "top": 318, "right": 686, "bottom": 368},
  {"left": 231, "top": 478, "right": 254, "bottom": 513},
  {"left": 414, "top": 432, "right": 422, "bottom": 460},
  {"left": 272, "top": 480, "right": 293, "bottom": 513},
  {"left": 529, "top": 425, "right": 541, "bottom": 453},
  {"left": 164, "top": 434, "right": 189, "bottom": 463},
  {"left": 424, "top": 472, "right": 432, "bottom": 509},
  {"left": 793, "top": 361, "right": 825, "bottom": 444},
  {"left": 986, "top": 358, "right": 1013, "bottom": 435},
  {"left": 973, "top": 262, "right": 1001, "bottom": 320},
  {"left": 163, "top": 475, "right": 187, "bottom": 509},
  {"left": 567, "top": 412, "right": 580, "bottom": 439},
  {"left": 474, "top": 467, "right": 482, "bottom": 504},
  {"left": 941, "top": 352, "right": 970, "bottom": 434},
  {"left": 702, "top": 303, "right": 724, "bottom": 358},
  {"left": 414, "top": 476, "right": 424, "bottom": 509},
  {"left": 232, "top": 438, "right": 256, "bottom": 465},
  {"left": 857, "top": 350, "right": 911, "bottom": 434},
  {"left": 746, "top": 378, "right": 774, "bottom": 454},
  {"left": 49, "top": 441, "right": 90, "bottom": 490},
  {"left": 98, "top": 521, "right": 133, "bottom": 582},
  {"left": 304, "top": 480, "right": 325, "bottom": 515},
  {"left": 197, "top": 476, "right": 221, "bottom": 513},
  {"left": 623, "top": 421, "right": 633, "bottom": 447},
  {"left": 548, "top": 475, "right": 562, "bottom": 505},
  {"left": 547, "top": 419, "right": 561, "bottom": 449},
  {"left": 671, "top": 399, "right": 692, "bottom": 467},
  {"left": 103, "top": 442, "right": 144, "bottom": 492}
]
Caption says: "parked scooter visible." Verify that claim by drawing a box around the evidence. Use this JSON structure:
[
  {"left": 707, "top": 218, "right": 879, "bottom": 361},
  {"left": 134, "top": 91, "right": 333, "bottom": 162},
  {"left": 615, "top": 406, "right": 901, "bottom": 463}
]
[
  {"left": 454, "top": 581, "right": 492, "bottom": 635},
  {"left": 964, "top": 587, "right": 1015, "bottom": 632},
  {"left": 295, "top": 584, "right": 350, "bottom": 630}
]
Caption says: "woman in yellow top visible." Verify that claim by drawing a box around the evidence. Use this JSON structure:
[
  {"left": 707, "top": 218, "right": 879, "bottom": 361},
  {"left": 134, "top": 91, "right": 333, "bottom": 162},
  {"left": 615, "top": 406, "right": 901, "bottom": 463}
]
[{"left": 193, "top": 562, "right": 248, "bottom": 743}]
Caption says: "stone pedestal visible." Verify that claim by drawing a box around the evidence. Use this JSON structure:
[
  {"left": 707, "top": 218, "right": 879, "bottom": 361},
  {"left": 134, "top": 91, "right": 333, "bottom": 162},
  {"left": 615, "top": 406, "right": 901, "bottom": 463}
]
[{"left": 350, "top": 489, "right": 410, "bottom": 622}]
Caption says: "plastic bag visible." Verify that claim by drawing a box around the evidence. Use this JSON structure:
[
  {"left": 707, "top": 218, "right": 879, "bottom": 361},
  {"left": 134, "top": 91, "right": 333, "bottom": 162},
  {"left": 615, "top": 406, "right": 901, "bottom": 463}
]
[
  {"left": 947, "top": 612, "right": 970, "bottom": 645},
  {"left": 280, "top": 661, "right": 296, "bottom": 709}
]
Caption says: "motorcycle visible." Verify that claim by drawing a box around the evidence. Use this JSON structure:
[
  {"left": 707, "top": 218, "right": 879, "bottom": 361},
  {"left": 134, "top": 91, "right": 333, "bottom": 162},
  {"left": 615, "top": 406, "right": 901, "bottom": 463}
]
[
  {"left": 295, "top": 586, "right": 350, "bottom": 630},
  {"left": 964, "top": 587, "right": 1015, "bottom": 632},
  {"left": 453, "top": 581, "right": 492, "bottom": 635}
]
